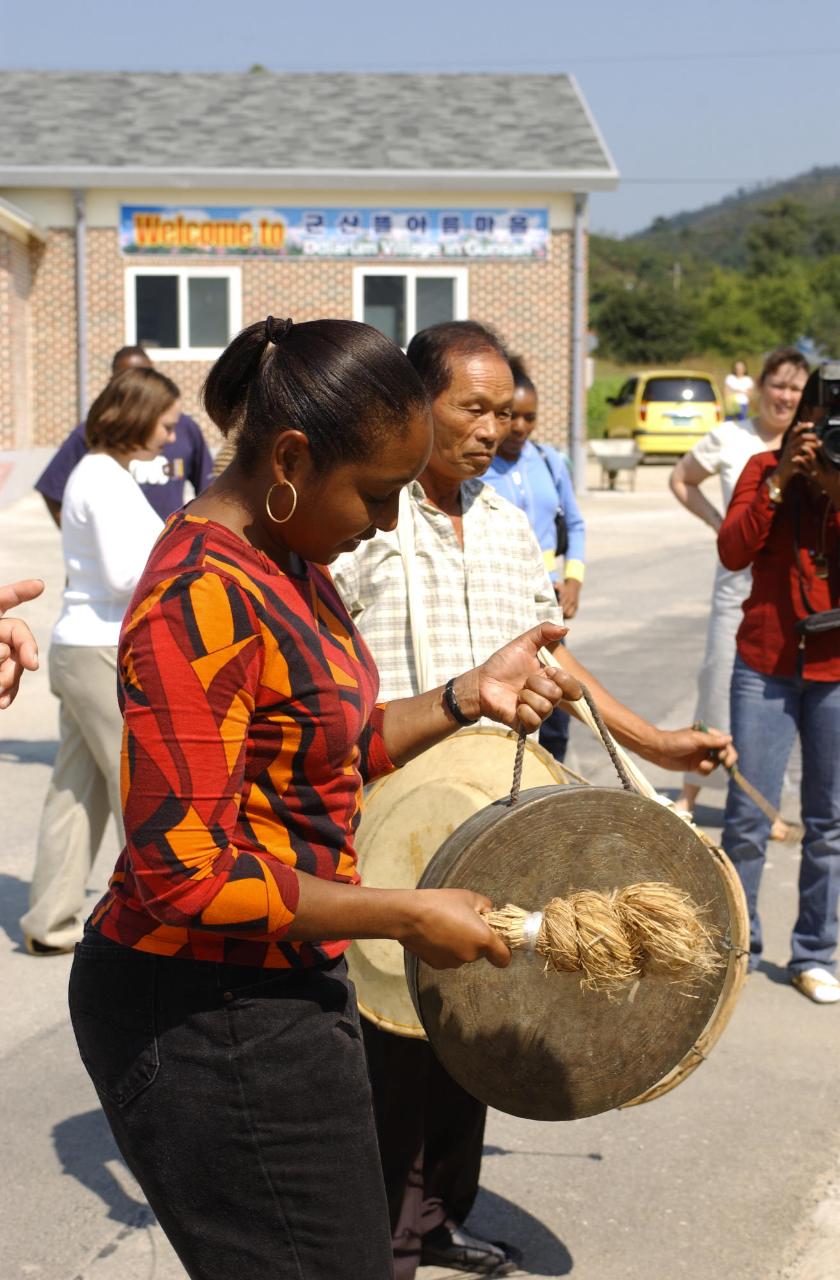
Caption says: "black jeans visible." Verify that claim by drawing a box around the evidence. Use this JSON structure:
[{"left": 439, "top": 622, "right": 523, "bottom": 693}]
[{"left": 69, "top": 930, "right": 393, "bottom": 1280}]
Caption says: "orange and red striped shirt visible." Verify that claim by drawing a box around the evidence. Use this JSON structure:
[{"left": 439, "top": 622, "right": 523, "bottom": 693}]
[{"left": 91, "top": 512, "right": 393, "bottom": 968}]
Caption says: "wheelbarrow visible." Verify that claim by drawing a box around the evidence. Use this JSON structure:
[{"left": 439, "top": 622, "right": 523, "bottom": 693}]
[{"left": 588, "top": 439, "right": 643, "bottom": 491}]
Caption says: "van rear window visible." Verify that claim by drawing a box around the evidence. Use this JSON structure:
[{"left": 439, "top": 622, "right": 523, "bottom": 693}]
[{"left": 643, "top": 378, "right": 716, "bottom": 403}]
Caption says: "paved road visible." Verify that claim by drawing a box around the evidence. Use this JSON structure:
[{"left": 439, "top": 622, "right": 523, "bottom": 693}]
[{"left": 1, "top": 475, "right": 837, "bottom": 1280}]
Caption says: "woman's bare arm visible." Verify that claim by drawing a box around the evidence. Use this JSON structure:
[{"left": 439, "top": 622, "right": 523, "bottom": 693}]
[
  {"left": 380, "top": 621, "right": 581, "bottom": 767},
  {"left": 286, "top": 875, "right": 512, "bottom": 970},
  {"left": 669, "top": 453, "right": 721, "bottom": 531}
]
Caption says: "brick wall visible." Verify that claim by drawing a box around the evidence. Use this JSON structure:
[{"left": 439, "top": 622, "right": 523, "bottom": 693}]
[
  {"left": 0, "top": 231, "right": 38, "bottom": 450},
  {"left": 470, "top": 230, "right": 572, "bottom": 449},
  {"left": 24, "top": 225, "right": 578, "bottom": 452},
  {"left": 85, "top": 230, "right": 357, "bottom": 447},
  {"left": 30, "top": 230, "right": 78, "bottom": 446}
]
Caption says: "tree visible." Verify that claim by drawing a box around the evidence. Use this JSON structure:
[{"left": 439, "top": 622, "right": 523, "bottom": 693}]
[
  {"left": 595, "top": 285, "right": 696, "bottom": 364},
  {"left": 745, "top": 199, "right": 810, "bottom": 277},
  {"left": 807, "top": 255, "right": 840, "bottom": 352},
  {"left": 752, "top": 269, "right": 812, "bottom": 343}
]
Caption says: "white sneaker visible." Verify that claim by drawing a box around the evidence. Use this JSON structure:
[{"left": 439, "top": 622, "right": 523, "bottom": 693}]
[{"left": 791, "top": 968, "right": 840, "bottom": 1004}]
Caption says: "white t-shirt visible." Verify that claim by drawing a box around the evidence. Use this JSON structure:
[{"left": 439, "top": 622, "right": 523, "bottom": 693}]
[
  {"left": 690, "top": 417, "right": 774, "bottom": 511},
  {"left": 52, "top": 452, "right": 164, "bottom": 647},
  {"left": 724, "top": 373, "right": 754, "bottom": 407}
]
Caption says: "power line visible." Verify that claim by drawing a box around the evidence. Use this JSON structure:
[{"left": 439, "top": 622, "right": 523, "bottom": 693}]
[
  {"left": 618, "top": 178, "right": 771, "bottom": 185},
  {"left": 255, "top": 47, "right": 840, "bottom": 72},
  {"left": 556, "top": 47, "right": 840, "bottom": 64}
]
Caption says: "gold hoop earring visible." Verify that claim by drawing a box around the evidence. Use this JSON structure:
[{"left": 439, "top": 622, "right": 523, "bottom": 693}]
[{"left": 265, "top": 480, "right": 298, "bottom": 525}]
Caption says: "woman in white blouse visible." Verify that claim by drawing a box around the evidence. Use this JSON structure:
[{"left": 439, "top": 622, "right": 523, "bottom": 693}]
[
  {"left": 668, "top": 348, "right": 809, "bottom": 822},
  {"left": 22, "top": 367, "right": 181, "bottom": 954}
]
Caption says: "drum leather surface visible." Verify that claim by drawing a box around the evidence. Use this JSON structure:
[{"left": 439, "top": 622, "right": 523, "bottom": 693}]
[
  {"left": 348, "top": 729, "right": 569, "bottom": 1037},
  {"left": 406, "top": 785, "right": 732, "bottom": 1121}
]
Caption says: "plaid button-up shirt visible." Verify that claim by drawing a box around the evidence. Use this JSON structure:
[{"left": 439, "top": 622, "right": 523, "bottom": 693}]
[{"left": 332, "top": 479, "right": 562, "bottom": 700}]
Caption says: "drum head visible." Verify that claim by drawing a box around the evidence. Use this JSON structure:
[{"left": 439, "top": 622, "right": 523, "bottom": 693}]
[
  {"left": 406, "top": 785, "right": 733, "bottom": 1121},
  {"left": 620, "top": 836, "right": 749, "bottom": 1108},
  {"left": 348, "top": 729, "right": 570, "bottom": 1037}
]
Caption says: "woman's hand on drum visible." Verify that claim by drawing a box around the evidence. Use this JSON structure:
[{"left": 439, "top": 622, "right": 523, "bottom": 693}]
[
  {"left": 398, "top": 889, "right": 512, "bottom": 970},
  {"left": 472, "top": 622, "right": 582, "bottom": 731},
  {"left": 651, "top": 726, "right": 737, "bottom": 775}
]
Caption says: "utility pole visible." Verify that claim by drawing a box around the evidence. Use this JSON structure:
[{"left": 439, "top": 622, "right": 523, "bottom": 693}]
[{"left": 570, "top": 193, "right": 588, "bottom": 494}]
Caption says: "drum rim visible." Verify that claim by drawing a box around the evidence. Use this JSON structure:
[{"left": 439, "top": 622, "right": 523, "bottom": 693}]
[
  {"left": 618, "top": 837, "right": 749, "bottom": 1108},
  {"left": 350, "top": 728, "right": 573, "bottom": 1038}
]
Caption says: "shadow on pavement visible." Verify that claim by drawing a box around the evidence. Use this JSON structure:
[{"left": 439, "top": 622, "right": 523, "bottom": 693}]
[
  {"left": 692, "top": 801, "right": 726, "bottom": 829},
  {"left": 466, "top": 1187, "right": 573, "bottom": 1276},
  {"left": 0, "top": 738, "right": 57, "bottom": 765},
  {"left": 485, "top": 1143, "right": 602, "bottom": 1162},
  {"left": 0, "top": 873, "right": 29, "bottom": 945},
  {"left": 53, "top": 1109, "right": 153, "bottom": 1227},
  {"left": 757, "top": 958, "right": 792, "bottom": 987}
]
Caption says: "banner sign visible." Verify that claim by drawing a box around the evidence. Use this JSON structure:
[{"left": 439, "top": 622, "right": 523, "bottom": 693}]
[{"left": 119, "top": 205, "right": 549, "bottom": 260}]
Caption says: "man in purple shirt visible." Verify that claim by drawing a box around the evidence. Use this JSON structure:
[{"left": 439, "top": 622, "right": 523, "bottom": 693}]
[{"left": 35, "top": 346, "right": 213, "bottom": 525}]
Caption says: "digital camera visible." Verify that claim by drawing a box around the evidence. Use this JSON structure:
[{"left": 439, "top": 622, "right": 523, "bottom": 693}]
[{"left": 813, "top": 362, "right": 840, "bottom": 466}]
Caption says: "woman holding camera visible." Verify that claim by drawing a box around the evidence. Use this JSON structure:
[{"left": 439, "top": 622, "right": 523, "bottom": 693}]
[
  {"left": 670, "top": 348, "right": 809, "bottom": 822},
  {"left": 22, "top": 368, "right": 179, "bottom": 955},
  {"left": 718, "top": 372, "right": 840, "bottom": 1004}
]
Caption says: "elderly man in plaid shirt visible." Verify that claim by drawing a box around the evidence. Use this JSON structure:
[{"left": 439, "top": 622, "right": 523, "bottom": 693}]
[{"left": 332, "top": 320, "right": 730, "bottom": 1279}]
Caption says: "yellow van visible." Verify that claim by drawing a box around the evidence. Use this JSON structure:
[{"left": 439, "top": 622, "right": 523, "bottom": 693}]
[{"left": 604, "top": 369, "right": 722, "bottom": 456}]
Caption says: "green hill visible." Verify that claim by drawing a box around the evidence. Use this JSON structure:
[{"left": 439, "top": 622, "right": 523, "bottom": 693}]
[
  {"left": 628, "top": 165, "right": 840, "bottom": 269},
  {"left": 589, "top": 165, "right": 840, "bottom": 365}
]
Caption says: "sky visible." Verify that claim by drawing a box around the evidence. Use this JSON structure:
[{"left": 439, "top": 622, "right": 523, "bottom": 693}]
[{"left": 4, "top": 0, "right": 840, "bottom": 236}]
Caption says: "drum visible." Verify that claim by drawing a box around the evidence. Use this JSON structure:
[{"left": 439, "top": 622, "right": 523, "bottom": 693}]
[
  {"left": 405, "top": 784, "right": 745, "bottom": 1121},
  {"left": 348, "top": 727, "right": 572, "bottom": 1038},
  {"left": 620, "top": 831, "right": 749, "bottom": 1108}
]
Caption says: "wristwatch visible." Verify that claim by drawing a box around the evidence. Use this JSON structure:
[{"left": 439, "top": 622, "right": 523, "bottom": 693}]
[{"left": 765, "top": 475, "right": 783, "bottom": 505}]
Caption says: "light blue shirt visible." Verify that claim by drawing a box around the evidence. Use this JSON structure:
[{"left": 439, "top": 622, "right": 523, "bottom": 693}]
[{"left": 484, "top": 440, "right": 586, "bottom": 580}]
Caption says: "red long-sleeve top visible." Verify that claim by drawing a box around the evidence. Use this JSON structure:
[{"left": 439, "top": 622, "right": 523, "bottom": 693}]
[
  {"left": 718, "top": 451, "right": 840, "bottom": 681},
  {"left": 91, "top": 513, "right": 394, "bottom": 968}
]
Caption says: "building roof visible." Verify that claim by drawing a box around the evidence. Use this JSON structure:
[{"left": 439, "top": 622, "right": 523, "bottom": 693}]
[
  {"left": 0, "top": 71, "right": 618, "bottom": 191},
  {"left": 0, "top": 194, "right": 46, "bottom": 242}
]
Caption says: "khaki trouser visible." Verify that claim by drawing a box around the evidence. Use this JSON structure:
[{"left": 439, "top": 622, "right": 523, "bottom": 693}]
[{"left": 21, "top": 643, "right": 124, "bottom": 948}]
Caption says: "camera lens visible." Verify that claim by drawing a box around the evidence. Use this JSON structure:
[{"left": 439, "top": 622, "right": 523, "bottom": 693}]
[{"left": 820, "top": 419, "right": 840, "bottom": 466}]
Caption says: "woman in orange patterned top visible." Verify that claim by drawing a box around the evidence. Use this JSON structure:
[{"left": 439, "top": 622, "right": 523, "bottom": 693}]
[{"left": 69, "top": 316, "right": 578, "bottom": 1280}]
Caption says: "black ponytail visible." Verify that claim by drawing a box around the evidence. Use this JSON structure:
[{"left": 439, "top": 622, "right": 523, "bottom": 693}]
[
  {"left": 203, "top": 317, "right": 429, "bottom": 475},
  {"left": 509, "top": 354, "right": 537, "bottom": 397}
]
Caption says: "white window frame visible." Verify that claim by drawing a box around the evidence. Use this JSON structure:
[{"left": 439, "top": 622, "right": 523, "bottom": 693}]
[
  {"left": 352, "top": 266, "right": 469, "bottom": 347},
  {"left": 124, "top": 265, "right": 242, "bottom": 361}
]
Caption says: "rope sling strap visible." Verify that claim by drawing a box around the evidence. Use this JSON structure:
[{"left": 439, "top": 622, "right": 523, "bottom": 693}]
[
  {"left": 395, "top": 492, "right": 728, "bottom": 993},
  {"left": 501, "top": 662, "right": 724, "bottom": 992}
]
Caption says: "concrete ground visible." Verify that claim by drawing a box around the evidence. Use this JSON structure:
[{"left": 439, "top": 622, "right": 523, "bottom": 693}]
[{"left": 1, "top": 462, "right": 838, "bottom": 1280}]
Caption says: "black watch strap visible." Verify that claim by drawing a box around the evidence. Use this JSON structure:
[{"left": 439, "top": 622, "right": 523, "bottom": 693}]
[{"left": 444, "top": 677, "right": 479, "bottom": 727}]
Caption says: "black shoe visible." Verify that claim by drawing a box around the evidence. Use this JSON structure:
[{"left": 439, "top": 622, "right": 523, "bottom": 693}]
[
  {"left": 24, "top": 936, "right": 76, "bottom": 956},
  {"left": 420, "top": 1222, "right": 521, "bottom": 1275}
]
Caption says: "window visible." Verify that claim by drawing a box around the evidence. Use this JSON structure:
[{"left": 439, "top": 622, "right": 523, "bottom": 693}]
[
  {"left": 643, "top": 377, "right": 717, "bottom": 403},
  {"left": 124, "top": 267, "right": 242, "bottom": 360},
  {"left": 353, "top": 268, "right": 468, "bottom": 347}
]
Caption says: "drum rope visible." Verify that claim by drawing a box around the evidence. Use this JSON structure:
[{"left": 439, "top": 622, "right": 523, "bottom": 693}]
[{"left": 509, "top": 682, "right": 634, "bottom": 806}]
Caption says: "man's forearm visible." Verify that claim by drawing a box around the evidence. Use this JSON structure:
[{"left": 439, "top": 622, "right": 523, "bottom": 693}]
[{"left": 550, "top": 645, "right": 665, "bottom": 761}]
